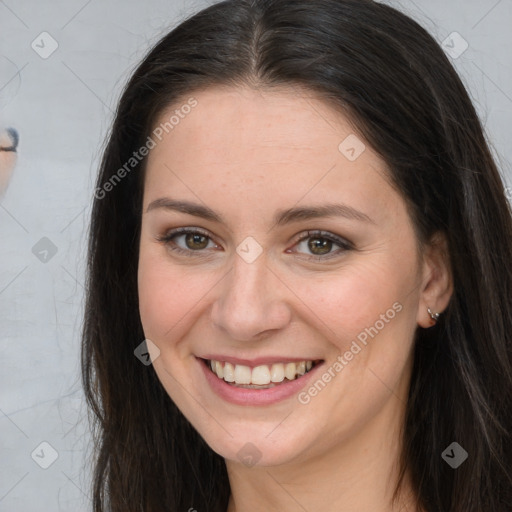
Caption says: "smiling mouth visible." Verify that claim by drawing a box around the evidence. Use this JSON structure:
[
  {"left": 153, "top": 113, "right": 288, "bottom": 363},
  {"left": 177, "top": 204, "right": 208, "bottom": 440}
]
[{"left": 202, "top": 358, "right": 323, "bottom": 389}]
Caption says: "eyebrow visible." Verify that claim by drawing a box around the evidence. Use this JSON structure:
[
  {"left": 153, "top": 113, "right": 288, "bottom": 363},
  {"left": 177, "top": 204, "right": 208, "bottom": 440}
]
[{"left": 146, "top": 198, "right": 375, "bottom": 226}]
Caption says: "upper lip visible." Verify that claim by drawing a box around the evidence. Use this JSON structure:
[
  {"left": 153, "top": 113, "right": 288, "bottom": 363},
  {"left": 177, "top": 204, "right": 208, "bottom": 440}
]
[{"left": 199, "top": 355, "right": 323, "bottom": 367}]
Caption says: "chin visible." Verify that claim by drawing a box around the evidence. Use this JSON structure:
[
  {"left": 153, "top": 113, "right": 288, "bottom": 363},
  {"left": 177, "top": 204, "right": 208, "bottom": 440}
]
[{"left": 194, "top": 416, "right": 321, "bottom": 468}]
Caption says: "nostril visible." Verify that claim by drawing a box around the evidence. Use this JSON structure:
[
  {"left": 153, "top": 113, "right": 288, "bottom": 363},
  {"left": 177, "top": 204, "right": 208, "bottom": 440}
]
[{"left": 0, "top": 127, "right": 19, "bottom": 152}]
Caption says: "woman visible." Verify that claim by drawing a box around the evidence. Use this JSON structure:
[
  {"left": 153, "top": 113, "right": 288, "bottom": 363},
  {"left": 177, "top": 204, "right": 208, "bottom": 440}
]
[{"left": 81, "top": 0, "right": 512, "bottom": 511}]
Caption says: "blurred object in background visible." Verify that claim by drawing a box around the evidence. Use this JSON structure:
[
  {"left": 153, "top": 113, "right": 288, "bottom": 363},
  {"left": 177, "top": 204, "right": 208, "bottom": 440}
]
[{"left": 0, "top": 127, "right": 19, "bottom": 198}]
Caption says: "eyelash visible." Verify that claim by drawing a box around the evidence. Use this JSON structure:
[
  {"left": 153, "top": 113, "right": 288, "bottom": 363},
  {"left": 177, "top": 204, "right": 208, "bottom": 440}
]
[{"left": 156, "top": 227, "right": 353, "bottom": 261}]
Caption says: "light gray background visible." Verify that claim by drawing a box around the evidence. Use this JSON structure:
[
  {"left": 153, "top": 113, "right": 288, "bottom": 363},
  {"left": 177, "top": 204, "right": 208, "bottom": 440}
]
[{"left": 0, "top": 0, "right": 510, "bottom": 510}]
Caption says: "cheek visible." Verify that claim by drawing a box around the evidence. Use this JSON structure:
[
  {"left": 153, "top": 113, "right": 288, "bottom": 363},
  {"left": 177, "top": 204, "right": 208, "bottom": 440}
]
[
  {"left": 137, "top": 247, "right": 210, "bottom": 341},
  {"left": 298, "top": 253, "right": 419, "bottom": 380},
  {"left": 286, "top": 259, "right": 418, "bottom": 437},
  {"left": 302, "top": 260, "right": 404, "bottom": 337}
]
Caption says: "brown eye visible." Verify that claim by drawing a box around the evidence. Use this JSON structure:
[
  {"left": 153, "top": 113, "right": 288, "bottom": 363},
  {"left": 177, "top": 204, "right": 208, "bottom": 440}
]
[
  {"left": 156, "top": 227, "right": 219, "bottom": 257},
  {"left": 290, "top": 230, "right": 353, "bottom": 260},
  {"left": 307, "top": 237, "right": 333, "bottom": 255},
  {"left": 184, "top": 232, "right": 209, "bottom": 250}
]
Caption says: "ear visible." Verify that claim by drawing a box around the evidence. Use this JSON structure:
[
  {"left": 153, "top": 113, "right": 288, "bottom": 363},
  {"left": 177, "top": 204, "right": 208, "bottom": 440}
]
[{"left": 416, "top": 231, "right": 453, "bottom": 328}]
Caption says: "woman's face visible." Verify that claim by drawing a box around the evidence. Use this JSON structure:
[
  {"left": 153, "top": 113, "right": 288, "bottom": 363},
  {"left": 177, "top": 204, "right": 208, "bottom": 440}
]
[{"left": 137, "top": 85, "right": 435, "bottom": 467}]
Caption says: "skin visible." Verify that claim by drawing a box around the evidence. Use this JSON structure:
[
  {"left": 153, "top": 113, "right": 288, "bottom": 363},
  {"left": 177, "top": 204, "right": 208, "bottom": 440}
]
[{"left": 137, "top": 85, "right": 453, "bottom": 512}]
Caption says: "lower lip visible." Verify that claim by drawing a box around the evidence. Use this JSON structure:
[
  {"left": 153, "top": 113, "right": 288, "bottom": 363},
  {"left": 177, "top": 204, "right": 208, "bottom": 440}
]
[{"left": 198, "top": 358, "right": 324, "bottom": 406}]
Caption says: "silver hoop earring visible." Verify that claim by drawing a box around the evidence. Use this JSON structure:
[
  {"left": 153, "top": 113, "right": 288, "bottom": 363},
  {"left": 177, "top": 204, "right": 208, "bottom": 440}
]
[{"left": 427, "top": 307, "right": 440, "bottom": 322}]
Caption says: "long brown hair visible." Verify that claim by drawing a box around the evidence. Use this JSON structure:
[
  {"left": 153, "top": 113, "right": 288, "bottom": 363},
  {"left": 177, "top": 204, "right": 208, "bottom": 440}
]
[{"left": 81, "top": 0, "right": 512, "bottom": 510}]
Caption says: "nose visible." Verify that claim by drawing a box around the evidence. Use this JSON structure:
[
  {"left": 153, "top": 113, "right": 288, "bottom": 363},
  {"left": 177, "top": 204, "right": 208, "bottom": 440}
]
[{"left": 210, "top": 250, "right": 292, "bottom": 342}]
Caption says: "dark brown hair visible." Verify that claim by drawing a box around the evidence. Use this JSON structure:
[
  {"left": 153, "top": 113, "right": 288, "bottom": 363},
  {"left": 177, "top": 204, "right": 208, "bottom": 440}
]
[{"left": 82, "top": 0, "right": 512, "bottom": 510}]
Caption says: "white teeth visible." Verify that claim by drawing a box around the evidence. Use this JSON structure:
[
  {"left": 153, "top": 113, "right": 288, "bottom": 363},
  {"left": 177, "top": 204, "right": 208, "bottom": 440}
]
[
  {"left": 234, "top": 364, "right": 252, "bottom": 384},
  {"left": 215, "top": 360, "right": 224, "bottom": 379},
  {"left": 252, "top": 365, "right": 271, "bottom": 385},
  {"left": 284, "top": 362, "right": 296, "bottom": 380},
  {"left": 270, "top": 363, "right": 285, "bottom": 383},
  {"left": 208, "top": 359, "right": 316, "bottom": 386},
  {"left": 223, "top": 362, "right": 235, "bottom": 382}
]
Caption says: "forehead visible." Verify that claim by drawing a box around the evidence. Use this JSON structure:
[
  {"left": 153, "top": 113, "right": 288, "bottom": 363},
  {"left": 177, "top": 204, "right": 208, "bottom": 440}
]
[
  {"left": 149, "top": 85, "right": 367, "bottom": 166},
  {"left": 143, "top": 85, "right": 401, "bottom": 228}
]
